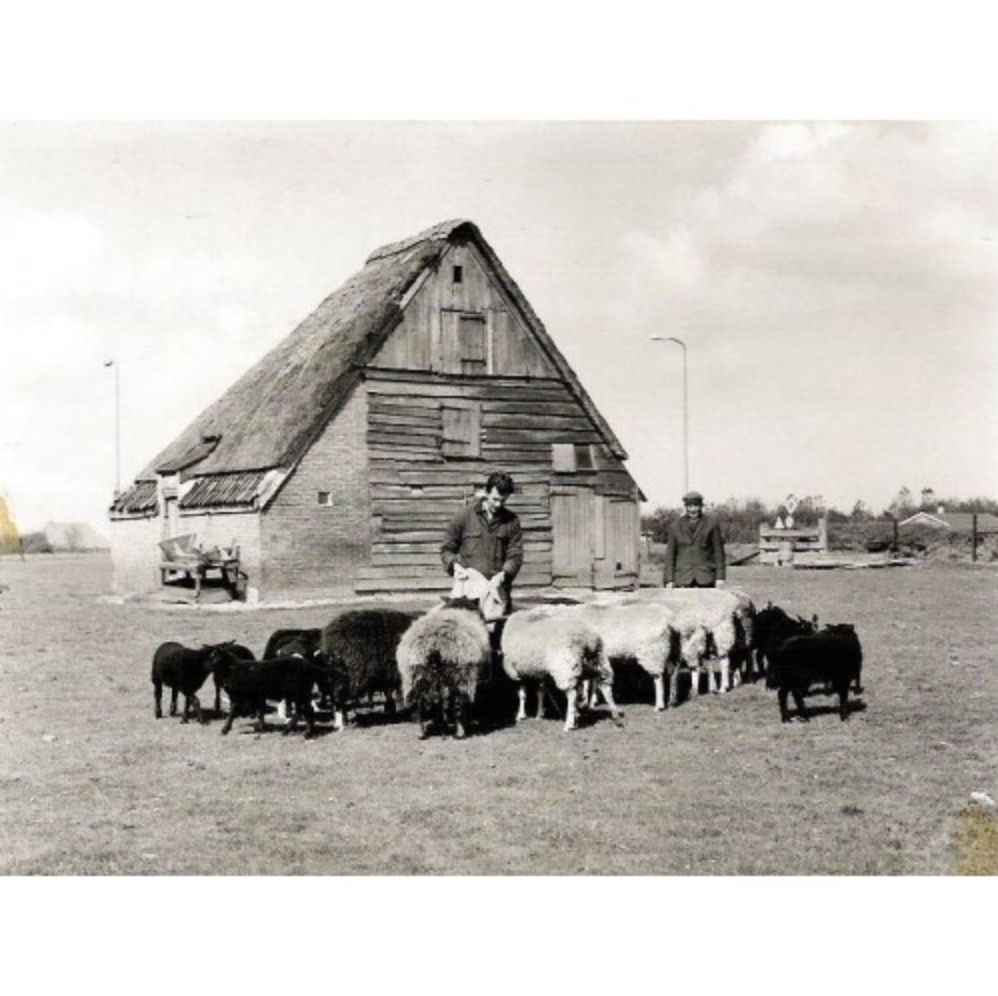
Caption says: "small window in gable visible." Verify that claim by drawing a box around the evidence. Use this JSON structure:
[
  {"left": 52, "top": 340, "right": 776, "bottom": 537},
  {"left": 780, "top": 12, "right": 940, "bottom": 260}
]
[
  {"left": 442, "top": 401, "right": 482, "bottom": 458},
  {"left": 458, "top": 314, "right": 487, "bottom": 374},
  {"left": 575, "top": 444, "right": 594, "bottom": 471},
  {"left": 317, "top": 491, "right": 333, "bottom": 507},
  {"left": 552, "top": 443, "right": 595, "bottom": 473},
  {"left": 452, "top": 265, "right": 463, "bottom": 284}
]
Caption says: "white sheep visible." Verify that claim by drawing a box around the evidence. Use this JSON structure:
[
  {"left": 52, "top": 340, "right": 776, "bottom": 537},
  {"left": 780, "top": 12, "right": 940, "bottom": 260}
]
[
  {"left": 559, "top": 599, "right": 680, "bottom": 711},
  {"left": 395, "top": 598, "right": 492, "bottom": 739},
  {"left": 499, "top": 605, "right": 622, "bottom": 731},
  {"left": 610, "top": 587, "right": 755, "bottom": 695}
]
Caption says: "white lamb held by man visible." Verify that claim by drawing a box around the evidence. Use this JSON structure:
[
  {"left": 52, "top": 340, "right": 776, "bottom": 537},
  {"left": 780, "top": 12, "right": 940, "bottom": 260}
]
[
  {"left": 499, "top": 605, "right": 622, "bottom": 732},
  {"left": 561, "top": 599, "right": 680, "bottom": 711}
]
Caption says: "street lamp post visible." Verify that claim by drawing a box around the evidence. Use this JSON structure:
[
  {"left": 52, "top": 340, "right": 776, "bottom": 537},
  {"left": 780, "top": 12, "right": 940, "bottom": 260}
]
[
  {"left": 104, "top": 360, "right": 121, "bottom": 496},
  {"left": 651, "top": 336, "right": 688, "bottom": 496}
]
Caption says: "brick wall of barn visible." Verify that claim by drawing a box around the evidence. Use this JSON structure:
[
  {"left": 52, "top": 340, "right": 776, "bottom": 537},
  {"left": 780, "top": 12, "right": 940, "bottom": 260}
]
[
  {"left": 108, "top": 515, "right": 161, "bottom": 593},
  {"left": 259, "top": 386, "right": 372, "bottom": 599}
]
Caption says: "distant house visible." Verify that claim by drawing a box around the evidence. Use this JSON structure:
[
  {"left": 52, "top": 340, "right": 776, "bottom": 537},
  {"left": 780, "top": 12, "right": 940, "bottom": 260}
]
[
  {"left": 898, "top": 510, "right": 998, "bottom": 534},
  {"left": 43, "top": 521, "right": 110, "bottom": 552},
  {"left": 109, "top": 220, "right": 646, "bottom": 600}
]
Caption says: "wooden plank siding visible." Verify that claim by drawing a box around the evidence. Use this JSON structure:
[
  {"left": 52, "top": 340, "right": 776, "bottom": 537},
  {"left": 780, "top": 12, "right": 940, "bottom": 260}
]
[
  {"left": 356, "top": 368, "right": 638, "bottom": 593},
  {"left": 353, "top": 236, "right": 640, "bottom": 594}
]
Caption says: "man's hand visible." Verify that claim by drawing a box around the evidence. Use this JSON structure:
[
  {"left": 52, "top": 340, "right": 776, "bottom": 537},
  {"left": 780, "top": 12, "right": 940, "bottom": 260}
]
[{"left": 453, "top": 565, "right": 470, "bottom": 582}]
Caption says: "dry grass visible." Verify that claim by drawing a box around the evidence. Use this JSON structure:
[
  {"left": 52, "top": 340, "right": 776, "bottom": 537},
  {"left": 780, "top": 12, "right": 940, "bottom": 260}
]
[{"left": 1, "top": 553, "right": 996, "bottom": 876}]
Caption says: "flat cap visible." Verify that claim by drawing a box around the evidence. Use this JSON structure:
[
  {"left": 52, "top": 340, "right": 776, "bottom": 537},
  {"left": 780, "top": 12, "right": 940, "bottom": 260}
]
[{"left": 682, "top": 491, "right": 704, "bottom": 505}]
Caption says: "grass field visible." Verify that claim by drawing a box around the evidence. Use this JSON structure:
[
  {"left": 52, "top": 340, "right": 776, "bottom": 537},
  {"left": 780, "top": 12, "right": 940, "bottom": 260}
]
[{"left": 1, "top": 552, "right": 996, "bottom": 877}]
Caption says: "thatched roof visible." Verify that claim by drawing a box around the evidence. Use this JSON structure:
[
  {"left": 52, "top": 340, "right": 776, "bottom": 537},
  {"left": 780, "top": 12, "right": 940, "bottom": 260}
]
[{"left": 134, "top": 219, "right": 627, "bottom": 487}]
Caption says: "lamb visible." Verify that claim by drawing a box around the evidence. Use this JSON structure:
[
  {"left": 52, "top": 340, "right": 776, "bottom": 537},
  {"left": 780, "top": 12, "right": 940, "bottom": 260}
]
[
  {"left": 752, "top": 602, "right": 818, "bottom": 676},
  {"left": 262, "top": 628, "right": 324, "bottom": 722},
  {"left": 208, "top": 646, "right": 322, "bottom": 737},
  {"left": 151, "top": 641, "right": 233, "bottom": 724},
  {"left": 561, "top": 598, "right": 680, "bottom": 711},
  {"left": 394, "top": 597, "right": 492, "bottom": 739},
  {"left": 151, "top": 642, "right": 210, "bottom": 724},
  {"left": 320, "top": 608, "right": 418, "bottom": 728},
  {"left": 766, "top": 623, "right": 864, "bottom": 723},
  {"left": 499, "top": 605, "right": 622, "bottom": 731}
]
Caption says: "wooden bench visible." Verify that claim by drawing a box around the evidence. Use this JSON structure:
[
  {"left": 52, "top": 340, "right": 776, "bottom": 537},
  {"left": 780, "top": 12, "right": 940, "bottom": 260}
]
[{"left": 159, "top": 534, "right": 241, "bottom": 599}]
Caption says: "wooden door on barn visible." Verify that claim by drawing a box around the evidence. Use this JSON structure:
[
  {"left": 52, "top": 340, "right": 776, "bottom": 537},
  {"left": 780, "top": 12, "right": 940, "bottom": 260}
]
[{"left": 552, "top": 491, "right": 639, "bottom": 589}]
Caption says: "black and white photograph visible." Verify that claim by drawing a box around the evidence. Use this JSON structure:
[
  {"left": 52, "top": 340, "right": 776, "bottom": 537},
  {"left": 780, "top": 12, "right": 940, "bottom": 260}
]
[{"left": 1, "top": 4, "right": 995, "bottom": 992}]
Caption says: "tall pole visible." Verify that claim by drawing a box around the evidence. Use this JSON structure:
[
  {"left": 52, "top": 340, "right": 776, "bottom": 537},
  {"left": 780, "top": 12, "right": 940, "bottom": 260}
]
[
  {"left": 105, "top": 360, "right": 121, "bottom": 496},
  {"left": 651, "top": 336, "right": 688, "bottom": 496}
]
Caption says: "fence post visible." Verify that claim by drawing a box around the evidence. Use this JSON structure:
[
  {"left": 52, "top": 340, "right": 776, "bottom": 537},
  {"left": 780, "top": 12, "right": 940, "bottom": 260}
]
[{"left": 972, "top": 513, "right": 978, "bottom": 563}]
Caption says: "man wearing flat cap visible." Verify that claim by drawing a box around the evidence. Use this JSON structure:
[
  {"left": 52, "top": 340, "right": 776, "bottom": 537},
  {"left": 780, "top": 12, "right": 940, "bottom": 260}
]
[{"left": 663, "top": 490, "right": 727, "bottom": 588}]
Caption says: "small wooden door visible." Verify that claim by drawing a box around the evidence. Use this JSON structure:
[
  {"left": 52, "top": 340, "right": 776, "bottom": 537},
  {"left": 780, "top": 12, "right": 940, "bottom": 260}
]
[{"left": 552, "top": 491, "right": 639, "bottom": 589}]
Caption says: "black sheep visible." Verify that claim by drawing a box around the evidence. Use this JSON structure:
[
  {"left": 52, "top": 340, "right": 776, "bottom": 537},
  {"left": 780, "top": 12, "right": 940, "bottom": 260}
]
[
  {"left": 320, "top": 608, "right": 418, "bottom": 727},
  {"left": 210, "top": 641, "right": 255, "bottom": 712},
  {"left": 209, "top": 646, "right": 320, "bottom": 737},
  {"left": 262, "top": 628, "right": 323, "bottom": 660},
  {"left": 767, "top": 623, "right": 864, "bottom": 723},
  {"left": 753, "top": 602, "right": 818, "bottom": 675},
  {"left": 262, "top": 628, "right": 325, "bottom": 719},
  {"left": 151, "top": 642, "right": 215, "bottom": 724}
]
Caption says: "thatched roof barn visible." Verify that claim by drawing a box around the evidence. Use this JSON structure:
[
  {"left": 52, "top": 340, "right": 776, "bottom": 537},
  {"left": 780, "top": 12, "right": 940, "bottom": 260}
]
[{"left": 109, "top": 219, "right": 645, "bottom": 600}]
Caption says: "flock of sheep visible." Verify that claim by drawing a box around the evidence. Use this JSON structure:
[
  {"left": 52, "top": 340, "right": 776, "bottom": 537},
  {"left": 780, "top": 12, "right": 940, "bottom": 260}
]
[{"left": 150, "top": 584, "right": 865, "bottom": 738}]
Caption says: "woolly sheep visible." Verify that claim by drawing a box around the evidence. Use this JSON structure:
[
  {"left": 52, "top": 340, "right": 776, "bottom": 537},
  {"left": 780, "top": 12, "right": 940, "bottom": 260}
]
[
  {"left": 623, "top": 587, "right": 754, "bottom": 694},
  {"left": 395, "top": 598, "right": 492, "bottom": 739},
  {"left": 321, "top": 607, "right": 417, "bottom": 729},
  {"left": 559, "top": 599, "right": 680, "bottom": 711},
  {"left": 499, "top": 605, "right": 622, "bottom": 731}
]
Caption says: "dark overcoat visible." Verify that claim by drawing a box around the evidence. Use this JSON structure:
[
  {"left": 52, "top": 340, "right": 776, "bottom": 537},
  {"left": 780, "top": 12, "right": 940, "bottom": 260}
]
[{"left": 663, "top": 513, "right": 726, "bottom": 587}]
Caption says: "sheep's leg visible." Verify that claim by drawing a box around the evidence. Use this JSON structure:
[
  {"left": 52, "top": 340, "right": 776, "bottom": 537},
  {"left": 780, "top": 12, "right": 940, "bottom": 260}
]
[
  {"left": 416, "top": 697, "right": 431, "bottom": 739},
  {"left": 220, "top": 710, "right": 235, "bottom": 735},
  {"left": 714, "top": 655, "right": 730, "bottom": 693},
  {"left": 453, "top": 693, "right": 469, "bottom": 740},
  {"left": 598, "top": 681, "right": 623, "bottom": 719},
  {"left": 332, "top": 708, "right": 345, "bottom": 731},
  {"left": 667, "top": 665, "right": 681, "bottom": 708},
  {"left": 564, "top": 686, "right": 579, "bottom": 731},
  {"left": 653, "top": 674, "right": 666, "bottom": 711},
  {"left": 791, "top": 687, "right": 808, "bottom": 721},
  {"left": 153, "top": 681, "right": 164, "bottom": 719},
  {"left": 170, "top": 687, "right": 179, "bottom": 716},
  {"left": 689, "top": 664, "right": 701, "bottom": 697},
  {"left": 213, "top": 678, "right": 222, "bottom": 715},
  {"left": 515, "top": 685, "right": 528, "bottom": 722},
  {"left": 837, "top": 686, "right": 850, "bottom": 721},
  {"left": 778, "top": 688, "right": 791, "bottom": 722},
  {"left": 191, "top": 693, "right": 205, "bottom": 725}
]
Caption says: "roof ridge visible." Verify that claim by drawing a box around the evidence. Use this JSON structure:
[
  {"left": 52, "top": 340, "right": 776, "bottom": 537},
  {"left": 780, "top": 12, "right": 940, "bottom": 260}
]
[{"left": 366, "top": 218, "right": 473, "bottom": 263}]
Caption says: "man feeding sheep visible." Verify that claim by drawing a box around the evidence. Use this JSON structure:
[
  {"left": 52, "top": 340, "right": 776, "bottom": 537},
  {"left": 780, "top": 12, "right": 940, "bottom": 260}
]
[
  {"left": 663, "top": 490, "right": 727, "bottom": 589},
  {"left": 441, "top": 470, "right": 523, "bottom": 611}
]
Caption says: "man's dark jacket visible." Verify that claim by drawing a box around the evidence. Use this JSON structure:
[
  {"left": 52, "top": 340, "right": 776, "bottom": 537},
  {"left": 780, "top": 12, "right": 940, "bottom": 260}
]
[
  {"left": 663, "top": 513, "right": 726, "bottom": 587},
  {"left": 440, "top": 499, "right": 523, "bottom": 585}
]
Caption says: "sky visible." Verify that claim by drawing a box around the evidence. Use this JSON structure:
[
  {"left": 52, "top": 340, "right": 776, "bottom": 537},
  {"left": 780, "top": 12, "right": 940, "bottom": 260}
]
[
  {"left": 3, "top": 118, "right": 996, "bottom": 533},
  {"left": 2, "top": 6, "right": 997, "bottom": 538}
]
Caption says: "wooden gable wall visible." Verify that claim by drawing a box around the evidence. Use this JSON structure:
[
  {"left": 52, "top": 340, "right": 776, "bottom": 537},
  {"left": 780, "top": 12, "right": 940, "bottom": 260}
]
[{"left": 354, "top": 241, "right": 640, "bottom": 593}]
